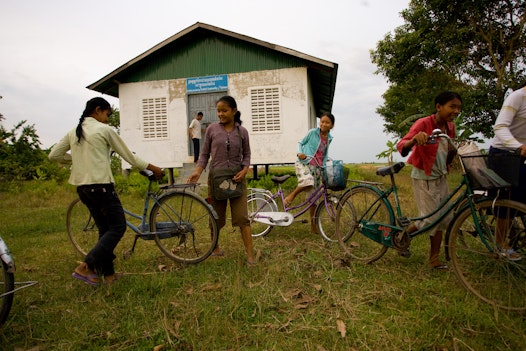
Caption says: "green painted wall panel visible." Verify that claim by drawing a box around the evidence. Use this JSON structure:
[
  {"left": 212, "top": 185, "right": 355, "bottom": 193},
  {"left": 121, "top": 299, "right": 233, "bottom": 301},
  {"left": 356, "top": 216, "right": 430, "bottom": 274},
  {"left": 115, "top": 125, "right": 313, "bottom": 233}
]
[{"left": 122, "top": 35, "right": 306, "bottom": 82}]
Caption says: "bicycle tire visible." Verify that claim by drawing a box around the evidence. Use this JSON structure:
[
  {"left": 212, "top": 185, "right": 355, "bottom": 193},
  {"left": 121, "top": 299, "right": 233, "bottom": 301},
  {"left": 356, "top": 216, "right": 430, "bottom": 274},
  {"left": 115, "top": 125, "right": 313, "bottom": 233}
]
[
  {"left": 150, "top": 191, "right": 219, "bottom": 264},
  {"left": 248, "top": 191, "right": 278, "bottom": 237},
  {"left": 0, "top": 260, "right": 14, "bottom": 327},
  {"left": 66, "top": 198, "right": 98, "bottom": 257},
  {"left": 447, "top": 199, "right": 526, "bottom": 311},
  {"left": 315, "top": 195, "right": 354, "bottom": 242},
  {"left": 335, "top": 186, "right": 392, "bottom": 263}
]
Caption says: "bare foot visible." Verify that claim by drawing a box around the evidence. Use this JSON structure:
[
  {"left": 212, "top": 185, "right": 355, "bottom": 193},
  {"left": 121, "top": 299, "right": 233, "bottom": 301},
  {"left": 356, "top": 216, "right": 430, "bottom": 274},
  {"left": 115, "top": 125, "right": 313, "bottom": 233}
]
[{"left": 103, "top": 273, "right": 123, "bottom": 285}]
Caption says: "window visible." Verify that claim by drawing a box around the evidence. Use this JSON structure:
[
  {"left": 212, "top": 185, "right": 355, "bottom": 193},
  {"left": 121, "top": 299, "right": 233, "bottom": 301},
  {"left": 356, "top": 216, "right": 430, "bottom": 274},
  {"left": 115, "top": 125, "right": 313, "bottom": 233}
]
[
  {"left": 142, "top": 97, "right": 168, "bottom": 139},
  {"left": 250, "top": 87, "right": 281, "bottom": 132}
]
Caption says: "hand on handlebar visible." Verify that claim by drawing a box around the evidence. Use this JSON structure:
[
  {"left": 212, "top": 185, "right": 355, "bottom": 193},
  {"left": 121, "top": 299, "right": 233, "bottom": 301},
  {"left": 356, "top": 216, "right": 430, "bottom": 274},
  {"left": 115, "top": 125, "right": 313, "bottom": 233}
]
[
  {"left": 147, "top": 164, "right": 164, "bottom": 180},
  {"left": 412, "top": 131, "right": 429, "bottom": 146},
  {"left": 297, "top": 153, "right": 307, "bottom": 161}
]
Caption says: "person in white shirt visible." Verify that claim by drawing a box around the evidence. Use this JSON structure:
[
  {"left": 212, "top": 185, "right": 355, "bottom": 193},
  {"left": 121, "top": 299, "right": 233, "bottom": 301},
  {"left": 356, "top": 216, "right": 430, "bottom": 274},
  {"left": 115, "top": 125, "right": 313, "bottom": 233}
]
[
  {"left": 49, "top": 97, "right": 163, "bottom": 285},
  {"left": 489, "top": 86, "right": 526, "bottom": 261},
  {"left": 189, "top": 112, "right": 203, "bottom": 163}
]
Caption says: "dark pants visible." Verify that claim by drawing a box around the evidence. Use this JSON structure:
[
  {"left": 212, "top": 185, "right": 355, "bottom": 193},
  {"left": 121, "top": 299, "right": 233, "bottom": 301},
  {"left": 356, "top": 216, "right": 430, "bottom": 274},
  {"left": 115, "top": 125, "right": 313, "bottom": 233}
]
[
  {"left": 192, "top": 138, "right": 200, "bottom": 163},
  {"left": 488, "top": 147, "right": 526, "bottom": 203},
  {"left": 77, "top": 184, "right": 126, "bottom": 276}
]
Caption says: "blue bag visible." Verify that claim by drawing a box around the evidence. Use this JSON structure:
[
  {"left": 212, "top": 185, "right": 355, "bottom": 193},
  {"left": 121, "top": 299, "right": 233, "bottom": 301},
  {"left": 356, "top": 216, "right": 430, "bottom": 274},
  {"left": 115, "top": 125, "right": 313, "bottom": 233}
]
[{"left": 324, "top": 159, "right": 348, "bottom": 191}]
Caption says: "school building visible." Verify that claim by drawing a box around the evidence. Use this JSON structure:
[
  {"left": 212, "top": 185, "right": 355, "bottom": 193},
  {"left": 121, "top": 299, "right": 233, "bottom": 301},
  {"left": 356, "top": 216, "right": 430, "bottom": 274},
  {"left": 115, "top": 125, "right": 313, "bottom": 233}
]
[{"left": 87, "top": 22, "right": 338, "bottom": 181}]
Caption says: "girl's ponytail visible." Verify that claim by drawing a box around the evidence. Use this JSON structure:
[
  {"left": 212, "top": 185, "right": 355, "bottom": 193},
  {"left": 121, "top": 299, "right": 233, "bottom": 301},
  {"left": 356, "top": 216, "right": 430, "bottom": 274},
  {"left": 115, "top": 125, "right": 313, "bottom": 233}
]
[{"left": 76, "top": 97, "right": 111, "bottom": 143}]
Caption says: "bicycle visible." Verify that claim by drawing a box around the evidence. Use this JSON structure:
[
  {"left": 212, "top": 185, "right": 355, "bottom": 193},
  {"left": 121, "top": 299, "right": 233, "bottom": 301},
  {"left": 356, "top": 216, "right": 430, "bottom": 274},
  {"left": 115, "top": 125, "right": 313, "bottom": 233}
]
[
  {"left": 335, "top": 129, "right": 526, "bottom": 311},
  {"left": 66, "top": 170, "right": 219, "bottom": 265},
  {"left": 248, "top": 158, "right": 354, "bottom": 242},
  {"left": 0, "top": 235, "right": 38, "bottom": 327}
]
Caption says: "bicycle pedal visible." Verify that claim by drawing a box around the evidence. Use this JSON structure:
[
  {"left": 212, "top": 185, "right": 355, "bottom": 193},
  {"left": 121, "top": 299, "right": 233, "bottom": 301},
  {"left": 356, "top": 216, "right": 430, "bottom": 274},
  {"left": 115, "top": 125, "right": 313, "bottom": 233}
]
[
  {"left": 397, "top": 217, "right": 411, "bottom": 227},
  {"left": 398, "top": 249, "right": 411, "bottom": 258}
]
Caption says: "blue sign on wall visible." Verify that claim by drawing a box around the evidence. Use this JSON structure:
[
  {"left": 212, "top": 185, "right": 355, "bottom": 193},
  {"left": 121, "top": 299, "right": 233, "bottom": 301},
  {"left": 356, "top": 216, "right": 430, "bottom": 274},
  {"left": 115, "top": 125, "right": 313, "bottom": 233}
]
[{"left": 186, "top": 75, "right": 228, "bottom": 93}]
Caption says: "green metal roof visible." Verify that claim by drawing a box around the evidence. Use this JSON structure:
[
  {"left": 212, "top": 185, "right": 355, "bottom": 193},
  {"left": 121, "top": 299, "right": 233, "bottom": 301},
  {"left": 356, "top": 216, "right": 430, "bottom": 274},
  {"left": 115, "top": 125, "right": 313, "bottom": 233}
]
[{"left": 87, "top": 22, "right": 338, "bottom": 116}]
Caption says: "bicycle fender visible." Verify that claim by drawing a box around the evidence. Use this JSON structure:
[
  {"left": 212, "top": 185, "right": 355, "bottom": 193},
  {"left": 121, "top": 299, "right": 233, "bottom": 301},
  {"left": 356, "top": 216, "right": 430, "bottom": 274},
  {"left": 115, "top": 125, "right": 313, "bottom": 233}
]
[{"left": 0, "top": 237, "right": 15, "bottom": 273}]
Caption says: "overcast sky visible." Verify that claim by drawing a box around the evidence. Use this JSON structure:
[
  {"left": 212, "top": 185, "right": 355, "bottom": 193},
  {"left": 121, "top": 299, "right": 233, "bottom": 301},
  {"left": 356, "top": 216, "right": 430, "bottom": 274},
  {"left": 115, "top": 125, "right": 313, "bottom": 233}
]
[{"left": 0, "top": 0, "right": 410, "bottom": 163}]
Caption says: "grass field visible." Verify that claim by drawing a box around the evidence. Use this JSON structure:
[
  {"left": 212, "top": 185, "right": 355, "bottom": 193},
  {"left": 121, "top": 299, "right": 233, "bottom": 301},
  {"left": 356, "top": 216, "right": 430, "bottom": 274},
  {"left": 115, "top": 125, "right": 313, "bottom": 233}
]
[{"left": 0, "top": 164, "right": 525, "bottom": 350}]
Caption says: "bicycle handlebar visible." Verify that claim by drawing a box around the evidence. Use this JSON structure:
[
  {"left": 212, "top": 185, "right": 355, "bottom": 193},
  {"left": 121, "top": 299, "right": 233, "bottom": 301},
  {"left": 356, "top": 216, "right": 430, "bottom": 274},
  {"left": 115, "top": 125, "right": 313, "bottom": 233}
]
[
  {"left": 427, "top": 128, "right": 457, "bottom": 150},
  {"left": 140, "top": 169, "right": 163, "bottom": 181},
  {"left": 300, "top": 155, "right": 325, "bottom": 168}
]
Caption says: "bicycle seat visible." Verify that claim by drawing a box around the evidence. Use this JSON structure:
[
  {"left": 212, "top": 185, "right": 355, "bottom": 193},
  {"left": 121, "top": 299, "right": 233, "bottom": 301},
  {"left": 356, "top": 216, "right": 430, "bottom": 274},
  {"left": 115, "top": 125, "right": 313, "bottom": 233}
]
[
  {"left": 376, "top": 162, "right": 405, "bottom": 177},
  {"left": 271, "top": 174, "right": 292, "bottom": 184}
]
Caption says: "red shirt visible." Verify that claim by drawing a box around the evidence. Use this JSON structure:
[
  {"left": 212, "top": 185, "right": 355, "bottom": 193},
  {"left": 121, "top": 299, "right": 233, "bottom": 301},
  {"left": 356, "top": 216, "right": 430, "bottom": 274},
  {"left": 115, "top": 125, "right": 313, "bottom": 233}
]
[{"left": 397, "top": 115, "right": 456, "bottom": 176}]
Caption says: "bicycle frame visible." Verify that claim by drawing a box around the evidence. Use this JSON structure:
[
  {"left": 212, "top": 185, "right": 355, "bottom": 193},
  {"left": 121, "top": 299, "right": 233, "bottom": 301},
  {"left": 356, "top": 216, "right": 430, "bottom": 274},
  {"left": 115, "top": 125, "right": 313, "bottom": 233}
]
[
  {"left": 355, "top": 172, "right": 484, "bottom": 248},
  {"left": 123, "top": 182, "right": 201, "bottom": 255},
  {"left": 252, "top": 182, "right": 331, "bottom": 224},
  {"left": 353, "top": 129, "right": 506, "bottom": 253}
]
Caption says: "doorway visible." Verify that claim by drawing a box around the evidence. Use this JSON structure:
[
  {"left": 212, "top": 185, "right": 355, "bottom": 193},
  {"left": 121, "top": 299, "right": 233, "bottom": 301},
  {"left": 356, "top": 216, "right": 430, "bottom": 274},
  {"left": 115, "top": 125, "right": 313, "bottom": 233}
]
[{"left": 187, "top": 92, "right": 226, "bottom": 157}]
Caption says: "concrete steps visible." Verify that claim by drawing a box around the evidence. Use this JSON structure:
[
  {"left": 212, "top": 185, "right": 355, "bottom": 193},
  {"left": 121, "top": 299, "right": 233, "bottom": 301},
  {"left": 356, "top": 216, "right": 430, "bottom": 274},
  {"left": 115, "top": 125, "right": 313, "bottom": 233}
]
[{"left": 174, "top": 162, "right": 209, "bottom": 185}]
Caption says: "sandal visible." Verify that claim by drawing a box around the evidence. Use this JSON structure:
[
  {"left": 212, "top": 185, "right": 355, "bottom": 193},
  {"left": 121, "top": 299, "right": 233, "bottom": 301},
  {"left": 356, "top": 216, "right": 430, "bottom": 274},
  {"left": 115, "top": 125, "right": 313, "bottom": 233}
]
[
  {"left": 72, "top": 272, "right": 100, "bottom": 286},
  {"left": 432, "top": 264, "right": 449, "bottom": 270},
  {"left": 500, "top": 248, "right": 522, "bottom": 261}
]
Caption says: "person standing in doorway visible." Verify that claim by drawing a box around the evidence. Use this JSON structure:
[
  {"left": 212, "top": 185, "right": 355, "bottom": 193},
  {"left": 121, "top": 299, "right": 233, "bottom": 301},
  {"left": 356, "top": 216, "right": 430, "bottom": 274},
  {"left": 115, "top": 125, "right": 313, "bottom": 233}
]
[{"left": 189, "top": 112, "right": 204, "bottom": 163}]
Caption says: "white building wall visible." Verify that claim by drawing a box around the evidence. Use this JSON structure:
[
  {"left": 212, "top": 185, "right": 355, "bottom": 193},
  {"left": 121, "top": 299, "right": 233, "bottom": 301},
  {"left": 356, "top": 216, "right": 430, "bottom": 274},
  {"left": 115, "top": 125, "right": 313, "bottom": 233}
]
[
  {"left": 228, "top": 67, "right": 312, "bottom": 165},
  {"left": 118, "top": 67, "right": 315, "bottom": 169},
  {"left": 119, "top": 79, "right": 188, "bottom": 169}
]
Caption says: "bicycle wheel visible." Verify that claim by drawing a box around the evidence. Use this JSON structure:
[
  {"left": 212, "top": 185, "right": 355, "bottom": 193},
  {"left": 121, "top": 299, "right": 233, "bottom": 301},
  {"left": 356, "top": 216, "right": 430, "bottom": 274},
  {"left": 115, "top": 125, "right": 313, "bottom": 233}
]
[
  {"left": 66, "top": 198, "right": 98, "bottom": 257},
  {"left": 248, "top": 191, "right": 278, "bottom": 237},
  {"left": 315, "top": 194, "right": 354, "bottom": 242},
  {"left": 448, "top": 199, "right": 526, "bottom": 311},
  {"left": 0, "top": 260, "right": 14, "bottom": 327},
  {"left": 336, "top": 186, "right": 391, "bottom": 263},
  {"left": 150, "top": 191, "right": 218, "bottom": 264}
]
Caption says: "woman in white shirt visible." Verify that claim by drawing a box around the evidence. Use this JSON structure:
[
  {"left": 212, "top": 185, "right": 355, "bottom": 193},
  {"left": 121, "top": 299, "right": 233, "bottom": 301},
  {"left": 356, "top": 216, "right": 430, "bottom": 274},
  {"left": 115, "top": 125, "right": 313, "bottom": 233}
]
[{"left": 49, "top": 97, "right": 163, "bottom": 285}]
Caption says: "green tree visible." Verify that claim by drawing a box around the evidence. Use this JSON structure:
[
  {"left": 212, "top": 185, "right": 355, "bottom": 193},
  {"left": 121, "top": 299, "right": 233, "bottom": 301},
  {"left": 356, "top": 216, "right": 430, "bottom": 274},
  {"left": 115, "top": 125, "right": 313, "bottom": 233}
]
[
  {"left": 108, "top": 107, "right": 120, "bottom": 132},
  {"left": 371, "top": 0, "right": 526, "bottom": 139},
  {"left": 376, "top": 139, "right": 399, "bottom": 164},
  {"left": 0, "top": 120, "right": 48, "bottom": 180}
]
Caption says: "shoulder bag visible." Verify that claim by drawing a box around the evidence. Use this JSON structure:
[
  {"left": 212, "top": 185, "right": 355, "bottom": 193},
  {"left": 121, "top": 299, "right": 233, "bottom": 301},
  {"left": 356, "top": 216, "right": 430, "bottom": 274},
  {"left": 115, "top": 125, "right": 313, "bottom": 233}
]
[{"left": 210, "top": 127, "right": 244, "bottom": 200}]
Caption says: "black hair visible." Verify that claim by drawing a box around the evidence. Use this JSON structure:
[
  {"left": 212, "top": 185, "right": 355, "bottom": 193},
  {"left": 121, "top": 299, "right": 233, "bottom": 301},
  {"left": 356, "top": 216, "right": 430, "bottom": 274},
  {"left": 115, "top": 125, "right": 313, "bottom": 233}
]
[
  {"left": 76, "top": 97, "right": 111, "bottom": 143},
  {"left": 320, "top": 112, "right": 335, "bottom": 125},
  {"left": 435, "top": 91, "right": 462, "bottom": 107},
  {"left": 217, "top": 95, "right": 242, "bottom": 125},
  {"left": 197, "top": 111, "right": 203, "bottom": 116}
]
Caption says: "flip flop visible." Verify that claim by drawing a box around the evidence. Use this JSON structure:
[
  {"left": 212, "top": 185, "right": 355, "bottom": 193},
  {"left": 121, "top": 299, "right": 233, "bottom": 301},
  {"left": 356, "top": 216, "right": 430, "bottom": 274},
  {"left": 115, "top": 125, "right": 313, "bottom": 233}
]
[
  {"left": 72, "top": 272, "right": 100, "bottom": 286},
  {"left": 433, "top": 264, "right": 449, "bottom": 270}
]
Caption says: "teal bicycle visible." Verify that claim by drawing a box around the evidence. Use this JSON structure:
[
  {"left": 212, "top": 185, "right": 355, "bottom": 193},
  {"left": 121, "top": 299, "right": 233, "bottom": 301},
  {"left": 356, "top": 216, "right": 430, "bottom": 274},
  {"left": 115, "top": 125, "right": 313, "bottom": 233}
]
[
  {"left": 336, "top": 130, "right": 526, "bottom": 311},
  {"left": 67, "top": 170, "right": 219, "bottom": 265}
]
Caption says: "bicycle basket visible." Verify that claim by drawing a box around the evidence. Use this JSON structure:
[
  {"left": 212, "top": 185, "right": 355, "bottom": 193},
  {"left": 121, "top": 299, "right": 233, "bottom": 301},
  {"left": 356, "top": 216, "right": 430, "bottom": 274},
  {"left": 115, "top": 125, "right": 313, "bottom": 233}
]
[{"left": 460, "top": 152, "right": 511, "bottom": 190}]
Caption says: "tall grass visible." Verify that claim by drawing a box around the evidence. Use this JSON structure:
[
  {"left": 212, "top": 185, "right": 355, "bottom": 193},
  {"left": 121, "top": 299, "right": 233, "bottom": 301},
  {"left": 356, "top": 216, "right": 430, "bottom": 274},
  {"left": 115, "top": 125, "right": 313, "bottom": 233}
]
[{"left": 0, "top": 165, "right": 524, "bottom": 350}]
